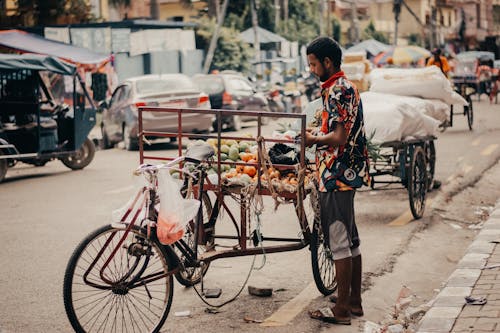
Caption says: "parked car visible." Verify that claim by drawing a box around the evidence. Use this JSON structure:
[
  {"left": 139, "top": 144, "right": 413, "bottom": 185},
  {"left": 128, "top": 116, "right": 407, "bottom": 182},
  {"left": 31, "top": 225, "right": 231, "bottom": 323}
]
[
  {"left": 101, "top": 74, "right": 212, "bottom": 150},
  {"left": 193, "top": 72, "right": 270, "bottom": 131}
]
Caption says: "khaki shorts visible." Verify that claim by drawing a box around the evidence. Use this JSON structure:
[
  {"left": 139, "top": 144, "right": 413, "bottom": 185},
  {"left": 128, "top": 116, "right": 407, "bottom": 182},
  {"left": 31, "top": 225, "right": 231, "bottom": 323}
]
[{"left": 319, "top": 190, "right": 360, "bottom": 260}]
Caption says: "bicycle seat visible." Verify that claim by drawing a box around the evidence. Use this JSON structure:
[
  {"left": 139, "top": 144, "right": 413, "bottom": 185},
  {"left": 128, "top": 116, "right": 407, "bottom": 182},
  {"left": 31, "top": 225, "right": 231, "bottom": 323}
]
[{"left": 185, "top": 144, "right": 215, "bottom": 164}]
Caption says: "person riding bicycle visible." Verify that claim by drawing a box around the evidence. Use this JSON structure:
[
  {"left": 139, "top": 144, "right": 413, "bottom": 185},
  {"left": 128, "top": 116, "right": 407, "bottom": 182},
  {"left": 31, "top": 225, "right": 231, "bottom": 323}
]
[
  {"left": 304, "top": 36, "right": 370, "bottom": 325},
  {"left": 426, "top": 48, "right": 450, "bottom": 77}
]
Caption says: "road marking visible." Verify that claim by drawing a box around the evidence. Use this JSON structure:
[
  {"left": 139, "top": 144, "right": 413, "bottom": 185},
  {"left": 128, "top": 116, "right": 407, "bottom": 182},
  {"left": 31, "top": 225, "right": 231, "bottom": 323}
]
[
  {"left": 471, "top": 138, "right": 481, "bottom": 146},
  {"left": 388, "top": 199, "right": 433, "bottom": 226},
  {"left": 260, "top": 282, "right": 321, "bottom": 327},
  {"left": 104, "top": 185, "right": 134, "bottom": 195},
  {"left": 481, "top": 144, "right": 498, "bottom": 156}
]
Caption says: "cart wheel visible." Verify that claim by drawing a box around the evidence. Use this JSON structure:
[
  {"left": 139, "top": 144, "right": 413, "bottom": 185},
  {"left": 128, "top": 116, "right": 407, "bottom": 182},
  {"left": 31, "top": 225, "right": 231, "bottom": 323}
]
[
  {"left": 174, "top": 192, "right": 213, "bottom": 286},
  {"left": 449, "top": 105, "right": 454, "bottom": 127},
  {"left": 0, "top": 151, "right": 7, "bottom": 183},
  {"left": 60, "top": 138, "right": 95, "bottom": 170},
  {"left": 302, "top": 190, "right": 337, "bottom": 295},
  {"left": 465, "top": 96, "right": 473, "bottom": 130},
  {"left": 424, "top": 141, "right": 436, "bottom": 190},
  {"left": 408, "top": 146, "right": 428, "bottom": 219}
]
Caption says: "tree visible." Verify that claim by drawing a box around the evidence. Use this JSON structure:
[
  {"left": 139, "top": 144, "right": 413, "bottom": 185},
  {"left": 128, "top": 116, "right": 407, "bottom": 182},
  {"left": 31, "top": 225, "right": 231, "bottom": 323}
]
[
  {"left": 109, "top": 0, "right": 131, "bottom": 19},
  {"left": 277, "top": 0, "right": 319, "bottom": 45},
  {"left": 362, "top": 20, "right": 389, "bottom": 44},
  {"left": 14, "top": 0, "right": 92, "bottom": 25},
  {"left": 197, "top": 17, "right": 253, "bottom": 72}
]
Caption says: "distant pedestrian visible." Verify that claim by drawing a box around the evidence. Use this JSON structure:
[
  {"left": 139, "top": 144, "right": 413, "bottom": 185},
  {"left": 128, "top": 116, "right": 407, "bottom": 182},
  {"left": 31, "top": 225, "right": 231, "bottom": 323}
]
[
  {"left": 426, "top": 48, "right": 450, "bottom": 77},
  {"left": 304, "top": 36, "right": 370, "bottom": 325}
]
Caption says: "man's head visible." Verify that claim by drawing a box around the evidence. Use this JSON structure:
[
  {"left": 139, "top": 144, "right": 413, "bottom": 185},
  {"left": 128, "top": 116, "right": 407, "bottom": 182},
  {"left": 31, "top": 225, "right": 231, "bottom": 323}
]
[
  {"left": 306, "top": 36, "right": 342, "bottom": 82},
  {"left": 432, "top": 48, "right": 442, "bottom": 58}
]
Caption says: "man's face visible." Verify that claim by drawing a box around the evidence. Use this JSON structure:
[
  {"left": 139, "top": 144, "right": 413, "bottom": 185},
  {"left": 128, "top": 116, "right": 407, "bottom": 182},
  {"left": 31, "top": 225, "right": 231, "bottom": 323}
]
[{"left": 307, "top": 53, "right": 330, "bottom": 82}]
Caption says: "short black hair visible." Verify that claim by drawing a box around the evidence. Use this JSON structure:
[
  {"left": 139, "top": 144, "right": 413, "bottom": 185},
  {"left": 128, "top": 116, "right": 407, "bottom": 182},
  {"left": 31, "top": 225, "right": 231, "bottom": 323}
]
[{"left": 306, "top": 36, "right": 342, "bottom": 69}]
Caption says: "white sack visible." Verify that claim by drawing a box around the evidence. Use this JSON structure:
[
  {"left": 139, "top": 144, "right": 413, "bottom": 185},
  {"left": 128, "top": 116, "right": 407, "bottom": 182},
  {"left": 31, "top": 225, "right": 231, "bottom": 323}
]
[
  {"left": 369, "top": 67, "right": 467, "bottom": 106},
  {"left": 361, "top": 92, "right": 440, "bottom": 144}
]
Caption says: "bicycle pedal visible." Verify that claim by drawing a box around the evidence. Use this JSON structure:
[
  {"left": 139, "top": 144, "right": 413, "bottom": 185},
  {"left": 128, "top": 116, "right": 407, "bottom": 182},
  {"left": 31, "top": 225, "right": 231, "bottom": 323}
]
[
  {"left": 203, "top": 288, "right": 222, "bottom": 298},
  {"left": 251, "top": 230, "right": 263, "bottom": 247}
]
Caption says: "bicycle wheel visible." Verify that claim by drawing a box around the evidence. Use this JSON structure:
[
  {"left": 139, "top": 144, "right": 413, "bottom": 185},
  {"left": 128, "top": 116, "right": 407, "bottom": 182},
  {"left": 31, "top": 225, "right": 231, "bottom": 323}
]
[
  {"left": 465, "top": 96, "right": 473, "bottom": 130},
  {"left": 424, "top": 140, "right": 436, "bottom": 190},
  {"left": 63, "top": 224, "right": 174, "bottom": 333},
  {"left": 302, "top": 190, "right": 337, "bottom": 295},
  {"left": 408, "top": 146, "right": 428, "bottom": 219},
  {"left": 174, "top": 192, "right": 214, "bottom": 286}
]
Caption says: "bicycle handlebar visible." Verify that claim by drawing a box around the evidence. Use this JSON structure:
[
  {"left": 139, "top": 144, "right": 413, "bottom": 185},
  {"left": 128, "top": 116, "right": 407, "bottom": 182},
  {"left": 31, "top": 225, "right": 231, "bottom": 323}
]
[{"left": 133, "top": 156, "right": 197, "bottom": 178}]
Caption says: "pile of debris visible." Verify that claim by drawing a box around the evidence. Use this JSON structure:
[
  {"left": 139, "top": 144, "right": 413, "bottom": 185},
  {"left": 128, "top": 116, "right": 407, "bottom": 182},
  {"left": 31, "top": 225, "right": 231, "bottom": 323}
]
[{"left": 364, "top": 286, "right": 431, "bottom": 333}]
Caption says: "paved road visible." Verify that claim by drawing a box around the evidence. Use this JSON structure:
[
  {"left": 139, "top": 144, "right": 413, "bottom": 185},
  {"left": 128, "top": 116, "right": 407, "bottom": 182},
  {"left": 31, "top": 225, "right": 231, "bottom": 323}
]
[{"left": 0, "top": 99, "right": 498, "bottom": 333}]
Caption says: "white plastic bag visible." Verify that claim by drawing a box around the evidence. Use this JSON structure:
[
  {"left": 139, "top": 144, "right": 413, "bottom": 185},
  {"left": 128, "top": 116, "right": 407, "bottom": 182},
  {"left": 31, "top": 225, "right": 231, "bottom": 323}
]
[{"left": 156, "top": 169, "right": 200, "bottom": 245}]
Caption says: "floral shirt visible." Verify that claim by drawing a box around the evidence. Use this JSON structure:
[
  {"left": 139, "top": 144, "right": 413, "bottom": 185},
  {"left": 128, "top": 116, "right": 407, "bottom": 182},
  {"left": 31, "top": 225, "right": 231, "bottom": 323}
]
[{"left": 314, "top": 71, "right": 370, "bottom": 192}]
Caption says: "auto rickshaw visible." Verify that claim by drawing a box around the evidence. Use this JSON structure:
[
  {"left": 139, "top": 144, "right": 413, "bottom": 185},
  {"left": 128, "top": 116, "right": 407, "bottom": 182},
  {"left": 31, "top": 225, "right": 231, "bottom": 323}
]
[{"left": 0, "top": 54, "right": 96, "bottom": 182}]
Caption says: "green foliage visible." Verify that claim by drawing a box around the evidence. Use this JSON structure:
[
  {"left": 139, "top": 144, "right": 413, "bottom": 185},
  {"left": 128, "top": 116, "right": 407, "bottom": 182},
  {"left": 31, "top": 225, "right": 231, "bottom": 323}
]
[
  {"left": 15, "top": 0, "right": 92, "bottom": 25},
  {"left": 108, "top": 0, "right": 131, "bottom": 7},
  {"left": 362, "top": 20, "right": 389, "bottom": 44},
  {"left": 407, "top": 33, "right": 422, "bottom": 46},
  {"left": 277, "top": 0, "right": 320, "bottom": 45},
  {"left": 197, "top": 18, "right": 253, "bottom": 72}
]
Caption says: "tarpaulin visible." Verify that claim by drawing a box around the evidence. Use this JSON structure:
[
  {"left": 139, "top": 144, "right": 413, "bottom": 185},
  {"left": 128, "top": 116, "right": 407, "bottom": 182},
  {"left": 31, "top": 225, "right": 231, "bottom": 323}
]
[
  {"left": 0, "top": 30, "right": 109, "bottom": 65},
  {"left": 0, "top": 53, "right": 76, "bottom": 75}
]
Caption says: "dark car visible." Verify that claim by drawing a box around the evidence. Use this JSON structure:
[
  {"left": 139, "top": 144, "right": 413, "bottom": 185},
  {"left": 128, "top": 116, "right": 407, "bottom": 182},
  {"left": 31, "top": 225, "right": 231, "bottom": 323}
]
[
  {"left": 193, "top": 72, "right": 270, "bottom": 130},
  {"left": 101, "top": 74, "right": 213, "bottom": 150}
]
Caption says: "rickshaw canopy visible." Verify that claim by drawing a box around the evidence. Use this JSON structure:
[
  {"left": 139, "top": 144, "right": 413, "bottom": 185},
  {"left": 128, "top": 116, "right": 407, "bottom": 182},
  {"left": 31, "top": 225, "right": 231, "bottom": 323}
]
[{"left": 0, "top": 53, "right": 77, "bottom": 76}]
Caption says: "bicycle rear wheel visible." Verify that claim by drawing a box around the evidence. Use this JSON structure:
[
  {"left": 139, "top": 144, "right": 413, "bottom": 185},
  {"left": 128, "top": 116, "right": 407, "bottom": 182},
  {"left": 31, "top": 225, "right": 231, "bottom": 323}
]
[
  {"left": 465, "top": 96, "right": 473, "bottom": 130},
  {"left": 63, "top": 224, "right": 174, "bottom": 333},
  {"left": 302, "top": 190, "right": 337, "bottom": 296}
]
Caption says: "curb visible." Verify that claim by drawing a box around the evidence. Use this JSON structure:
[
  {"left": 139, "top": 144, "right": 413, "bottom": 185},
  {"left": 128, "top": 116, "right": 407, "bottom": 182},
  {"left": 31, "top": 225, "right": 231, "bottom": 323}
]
[{"left": 416, "top": 200, "right": 500, "bottom": 332}]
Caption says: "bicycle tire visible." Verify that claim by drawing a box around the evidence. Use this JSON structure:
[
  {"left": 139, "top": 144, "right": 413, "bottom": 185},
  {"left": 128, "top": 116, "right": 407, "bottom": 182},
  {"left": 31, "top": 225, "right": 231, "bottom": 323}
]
[
  {"left": 174, "top": 192, "right": 214, "bottom": 286},
  {"left": 424, "top": 140, "right": 436, "bottom": 190},
  {"left": 466, "top": 96, "right": 473, "bottom": 130},
  {"left": 302, "top": 191, "right": 337, "bottom": 295},
  {"left": 408, "top": 146, "right": 427, "bottom": 219},
  {"left": 63, "top": 224, "right": 174, "bottom": 333}
]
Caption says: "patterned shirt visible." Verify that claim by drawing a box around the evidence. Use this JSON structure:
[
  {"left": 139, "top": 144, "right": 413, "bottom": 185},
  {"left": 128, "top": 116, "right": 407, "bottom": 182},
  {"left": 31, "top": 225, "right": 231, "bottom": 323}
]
[{"left": 314, "top": 71, "right": 370, "bottom": 192}]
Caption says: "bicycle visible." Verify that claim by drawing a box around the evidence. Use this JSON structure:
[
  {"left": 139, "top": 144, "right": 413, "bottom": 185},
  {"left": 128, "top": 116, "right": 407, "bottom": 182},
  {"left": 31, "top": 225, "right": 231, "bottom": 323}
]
[{"left": 63, "top": 133, "right": 335, "bottom": 332}]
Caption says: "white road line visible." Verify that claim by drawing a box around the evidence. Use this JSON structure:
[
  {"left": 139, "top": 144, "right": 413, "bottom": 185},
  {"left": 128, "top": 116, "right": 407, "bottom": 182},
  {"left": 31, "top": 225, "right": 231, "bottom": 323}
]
[
  {"left": 104, "top": 185, "right": 134, "bottom": 195},
  {"left": 481, "top": 144, "right": 498, "bottom": 156},
  {"left": 260, "top": 282, "right": 321, "bottom": 327}
]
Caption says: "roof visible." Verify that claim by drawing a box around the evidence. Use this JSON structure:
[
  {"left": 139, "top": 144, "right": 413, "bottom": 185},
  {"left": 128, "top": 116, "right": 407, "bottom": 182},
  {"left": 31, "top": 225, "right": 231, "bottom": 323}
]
[
  {"left": 0, "top": 30, "right": 109, "bottom": 65},
  {"left": 346, "top": 39, "right": 390, "bottom": 57},
  {"left": 0, "top": 53, "right": 76, "bottom": 75},
  {"left": 239, "top": 27, "right": 288, "bottom": 44}
]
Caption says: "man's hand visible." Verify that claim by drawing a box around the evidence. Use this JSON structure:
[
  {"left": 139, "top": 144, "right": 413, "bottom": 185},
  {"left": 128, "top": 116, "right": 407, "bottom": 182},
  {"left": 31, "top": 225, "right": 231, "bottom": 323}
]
[{"left": 304, "top": 131, "right": 317, "bottom": 147}]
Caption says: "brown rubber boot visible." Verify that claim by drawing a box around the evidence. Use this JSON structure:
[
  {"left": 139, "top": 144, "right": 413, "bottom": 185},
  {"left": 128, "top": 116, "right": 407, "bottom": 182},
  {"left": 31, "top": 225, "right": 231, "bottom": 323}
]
[
  {"left": 332, "top": 257, "right": 352, "bottom": 323},
  {"left": 350, "top": 254, "right": 364, "bottom": 316}
]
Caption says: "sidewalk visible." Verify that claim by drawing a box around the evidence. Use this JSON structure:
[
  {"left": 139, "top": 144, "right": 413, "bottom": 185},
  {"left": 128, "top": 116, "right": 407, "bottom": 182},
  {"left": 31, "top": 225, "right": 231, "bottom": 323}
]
[{"left": 417, "top": 201, "right": 500, "bottom": 332}]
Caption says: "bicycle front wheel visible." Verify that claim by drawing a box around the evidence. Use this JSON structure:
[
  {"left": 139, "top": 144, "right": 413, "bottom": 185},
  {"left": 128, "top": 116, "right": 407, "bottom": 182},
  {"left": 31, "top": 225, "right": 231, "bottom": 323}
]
[{"left": 63, "top": 224, "right": 174, "bottom": 333}]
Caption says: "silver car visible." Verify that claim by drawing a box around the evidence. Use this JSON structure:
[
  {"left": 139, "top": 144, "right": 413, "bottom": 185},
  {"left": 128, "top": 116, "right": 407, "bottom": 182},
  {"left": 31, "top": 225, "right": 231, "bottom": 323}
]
[{"left": 101, "top": 74, "right": 213, "bottom": 150}]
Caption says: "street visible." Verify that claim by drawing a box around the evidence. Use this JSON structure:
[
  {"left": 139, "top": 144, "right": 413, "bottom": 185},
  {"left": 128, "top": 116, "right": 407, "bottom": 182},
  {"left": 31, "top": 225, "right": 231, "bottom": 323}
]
[{"left": 0, "top": 99, "right": 499, "bottom": 333}]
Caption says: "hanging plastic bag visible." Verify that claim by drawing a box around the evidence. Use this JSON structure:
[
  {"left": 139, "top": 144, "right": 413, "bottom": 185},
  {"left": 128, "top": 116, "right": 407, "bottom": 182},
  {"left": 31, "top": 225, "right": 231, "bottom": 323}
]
[{"left": 156, "top": 169, "right": 200, "bottom": 245}]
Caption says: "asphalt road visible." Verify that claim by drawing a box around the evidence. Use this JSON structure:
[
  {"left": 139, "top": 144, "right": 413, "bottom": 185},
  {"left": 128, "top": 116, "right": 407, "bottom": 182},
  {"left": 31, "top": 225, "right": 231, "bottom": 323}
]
[{"left": 0, "top": 98, "right": 499, "bottom": 333}]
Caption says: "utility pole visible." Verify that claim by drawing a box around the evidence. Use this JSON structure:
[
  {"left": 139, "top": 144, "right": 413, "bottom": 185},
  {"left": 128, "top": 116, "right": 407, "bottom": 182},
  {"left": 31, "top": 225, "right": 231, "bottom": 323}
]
[
  {"left": 319, "top": 0, "right": 325, "bottom": 35},
  {"left": 203, "top": 0, "right": 229, "bottom": 74},
  {"left": 430, "top": 6, "right": 437, "bottom": 49},
  {"left": 393, "top": 0, "right": 402, "bottom": 46},
  {"left": 350, "top": 0, "right": 359, "bottom": 44},
  {"left": 326, "top": 0, "right": 331, "bottom": 36},
  {"left": 274, "top": 0, "right": 280, "bottom": 29},
  {"left": 251, "top": 0, "right": 261, "bottom": 74},
  {"left": 150, "top": 0, "right": 159, "bottom": 20}
]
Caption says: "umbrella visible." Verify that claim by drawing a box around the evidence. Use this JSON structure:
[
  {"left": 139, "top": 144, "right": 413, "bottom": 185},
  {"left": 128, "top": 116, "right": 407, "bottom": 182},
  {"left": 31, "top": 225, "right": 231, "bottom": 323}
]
[{"left": 373, "top": 45, "right": 431, "bottom": 65}]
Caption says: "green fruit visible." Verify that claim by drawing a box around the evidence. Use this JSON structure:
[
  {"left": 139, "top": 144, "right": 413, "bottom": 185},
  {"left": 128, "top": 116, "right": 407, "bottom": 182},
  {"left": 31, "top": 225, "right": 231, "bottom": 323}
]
[
  {"left": 226, "top": 139, "right": 237, "bottom": 147},
  {"left": 220, "top": 153, "right": 228, "bottom": 160},
  {"left": 207, "top": 138, "right": 218, "bottom": 146},
  {"left": 220, "top": 144, "right": 230, "bottom": 154},
  {"left": 228, "top": 147, "right": 240, "bottom": 161},
  {"left": 239, "top": 142, "right": 249, "bottom": 152},
  {"left": 171, "top": 172, "right": 180, "bottom": 179}
]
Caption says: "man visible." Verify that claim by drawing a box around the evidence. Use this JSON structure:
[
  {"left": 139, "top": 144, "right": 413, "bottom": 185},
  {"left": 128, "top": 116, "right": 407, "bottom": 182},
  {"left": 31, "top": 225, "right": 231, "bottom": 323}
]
[
  {"left": 305, "top": 37, "right": 370, "bottom": 325},
  {"left": 426, "top": 48, "right": 450, "bottom": 77}
]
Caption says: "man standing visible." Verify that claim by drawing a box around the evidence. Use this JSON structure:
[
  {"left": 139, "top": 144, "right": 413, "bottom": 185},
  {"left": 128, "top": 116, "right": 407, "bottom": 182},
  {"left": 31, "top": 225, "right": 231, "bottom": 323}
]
[
  {"left": 305, "top": 37, "right": 370, "bottom": 325},
  {"left": 426, "top": 48, "right": 450, "bottom": 77}
]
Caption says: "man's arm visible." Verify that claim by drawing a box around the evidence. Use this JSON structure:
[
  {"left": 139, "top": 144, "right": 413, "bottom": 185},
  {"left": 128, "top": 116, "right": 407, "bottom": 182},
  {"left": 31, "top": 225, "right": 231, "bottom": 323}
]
[{"left": 305, "top": 122, "right": 347, "bottom": 147}]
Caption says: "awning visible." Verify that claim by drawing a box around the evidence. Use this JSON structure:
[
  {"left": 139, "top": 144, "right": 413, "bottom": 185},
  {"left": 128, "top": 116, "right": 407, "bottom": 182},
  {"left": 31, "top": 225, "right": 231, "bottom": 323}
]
[
  {"left": 0, "top": 30, "right": 109, "bottom": 65},
  {"left": 240, "top": 27, "right": 288, "bottom": 44},
  {"left": 0, "top": 53, "right": 76, "bottom": 75}
]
